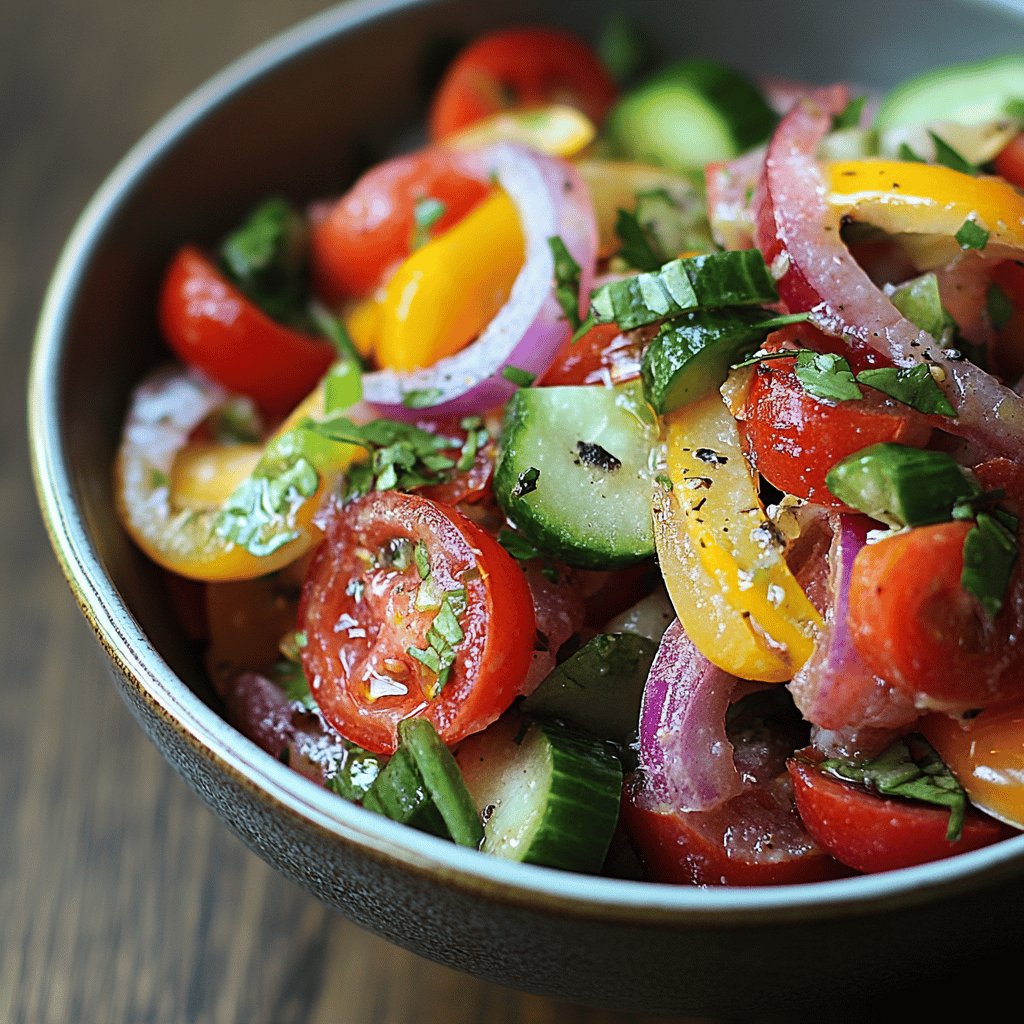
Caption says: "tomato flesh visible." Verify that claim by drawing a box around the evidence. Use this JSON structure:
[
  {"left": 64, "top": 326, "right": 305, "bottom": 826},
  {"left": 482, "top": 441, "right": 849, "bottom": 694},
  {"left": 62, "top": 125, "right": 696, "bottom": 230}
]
[
  {"left": 299, "top": 491, "right": 535, "bottom": 754},
  {"left": 308, "top": 150, "right": 490, "bottom": 301},
  {"left": 540, "top": 321, "right": 645, "bottom": 386},
  {"left": 788, "top": 754, "right": 1004, "bottom": 874},
  {"left": 159, "top": 247, "right": 335, "bottom": 416},
  {"left": 738, "top": 328, "right": 929, "bottom": 507},
  {"left": 429, "top": 29, "right": 617, "bottom": 141},
  {"left": 994, "top": 131, "right": 1024, "bottom": 190},
  {"left": 848, "top": 520, "right": 1024, "bottom": 711}
]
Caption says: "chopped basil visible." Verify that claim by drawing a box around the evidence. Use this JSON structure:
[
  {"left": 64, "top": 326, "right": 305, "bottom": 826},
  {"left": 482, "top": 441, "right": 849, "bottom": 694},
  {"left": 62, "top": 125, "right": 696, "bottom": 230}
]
[
  {"left": 888, "top": 272, "right": 958, "bottom": 346},
  {"left": 898, "top": 141, "right": 926, "bottom": 163},
  {"left": 407, "top": 588, "right": 468, "bottom": 695},
  {"left": 414, "top": 540, "right": 431, "bottom": 580},
  {"left": 218, "top": 197, "right": 312, "bottom": 328},
  {"left": 615, "top": 206, "right": 667, "bottom": 272},
  {"left": 962, "top": 511, "right": 1019, "bottom": 619},
  {"left": 498, "top": 528, "right": 543, "bottom": 561},
  {"left": 511, "top": 466, "right": 540, "bottom": 498},
  {"left": 856, "top": 364, "right": 957, "bottom": 417},
  {"left": 832, "top": 95, "right": 866, "bottom": 130},
  {"left": 402, "top": 387, "right": 445, "bottom": 409},
  {"left": 654, "top": 473, "right": 674, "bottom": 492},
  {"left": 928, "top": 131, "right": 980, "bottom": 175},
  {"left": 456, "top": 415, "right": 489, "bottom": 472},
  {"left": 987, "top": 282, "right": 1013, "bottom": 330},
  {"left": 501, "top": 365, "right": 536, "bottom": 388},
  {"left": 793, "top": 350, "right": 863, "bottom": 402},
  {"left": 548, "top": 235, "right": 585, "bottom": 331},
  {"left": 956, "top": 217, "right": 990, "bottom": 251},
  {"left": 410, "top": 196, "right": 447, "bottom": 250},
  {"left": 821, "top": 735, "right": 968, "bottom": 842}
]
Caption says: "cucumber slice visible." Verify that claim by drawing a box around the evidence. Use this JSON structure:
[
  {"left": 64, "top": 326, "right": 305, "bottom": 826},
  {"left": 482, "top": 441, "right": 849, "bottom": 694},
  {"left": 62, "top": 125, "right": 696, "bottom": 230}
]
[
  {"left": 456, "top": 715, "right": 622, "bottom": 872},
  {"left": 641, "top": 308, "right": 807, "bottom": 414},
  {"left": 875, "top": 54, "right": 1024, "bottom": 129},
  {"left": 494, "top": 382, "right": 658, "bottom": 568},
  {"left": 363, "top": 718, "right": 483, "bottom": 848},
  {"left": 520, "top": 632, "right": 657, "bottom": 744},
  {"left": 607, "top": 60, "right": 778, "bottom": 170}
]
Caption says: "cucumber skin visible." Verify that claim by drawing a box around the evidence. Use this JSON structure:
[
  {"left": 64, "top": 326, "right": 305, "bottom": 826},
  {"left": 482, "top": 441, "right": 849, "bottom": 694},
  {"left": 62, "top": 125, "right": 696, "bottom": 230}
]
[
  {"left": 494, "top": 386, "right": 656, "bottom": 569},
  {"left": 521, "top": 721, "right": 623, "bottom": 874}
]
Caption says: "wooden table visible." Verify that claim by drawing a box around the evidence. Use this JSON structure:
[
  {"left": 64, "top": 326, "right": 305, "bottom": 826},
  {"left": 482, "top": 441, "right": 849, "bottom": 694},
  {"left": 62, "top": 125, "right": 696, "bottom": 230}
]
[
  {"left": 5, "top": 2, "right": 1020, "bottom": 1021},
  {"left": 2, "top": 2, "right": 695, "bottom": 1020}
]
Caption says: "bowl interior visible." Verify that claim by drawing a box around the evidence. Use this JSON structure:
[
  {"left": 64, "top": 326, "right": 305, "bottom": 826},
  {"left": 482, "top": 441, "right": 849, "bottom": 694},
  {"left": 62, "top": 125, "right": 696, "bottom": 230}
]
[{"left": 33, "top": 0, "right": 1024, "bottom": 916}]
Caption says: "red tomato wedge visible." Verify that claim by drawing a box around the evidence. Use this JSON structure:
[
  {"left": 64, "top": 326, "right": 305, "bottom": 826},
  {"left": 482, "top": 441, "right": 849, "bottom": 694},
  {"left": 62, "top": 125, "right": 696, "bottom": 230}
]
[
  {"left": 308, "top": 149, "right": 490, "bottom": 300},
  {"left": 159, "top": 247, "right": 335, "bottom": 416},
  {"left": 738, "top": 333, "right": 930, "bottom": 507},
  {"left": 788, "top": 755, "right": 1004, "bottom": 874},
  {"left": 848, "top": 520, "right": 1024, "bottom": 711},
  {"left": 539, "top": 321, "right": 644, "bottom": 386},
  {"left": 994, "top": 131, "right": 1024, "bottom": 190},
  {"left": 299, "top": 491, "right": 535, "bottom": 754},
  {"left": 429, "top": 28, "right": 617, "bottom": 141}
]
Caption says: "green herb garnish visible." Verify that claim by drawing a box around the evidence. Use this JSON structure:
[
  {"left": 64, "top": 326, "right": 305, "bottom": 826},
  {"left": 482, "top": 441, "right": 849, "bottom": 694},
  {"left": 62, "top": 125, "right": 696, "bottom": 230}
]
[
  {"left": 548, "top": 235, "right": 585, "bottom": 331},
  {"left": 407, "top": 588, "right": 468, "bottom": 695},
  {"left": 793, "top": 350, "right": 863, "bottom": 402},
  {"left": 497, "top": 528, "right": 543, "bottom": 561},
  {"left": 832, "top": 95, "right": 866, "bottom": 130},
  {"left": 411, "top": 196, "right": 447, "bottom": 250},
  {"left": 615, "top": 206, "right": 667, "bottom": 272},
  {"left": 856, "top": 364, "right": 957, "bottom": 417},
  {"left": 414, "top": 539, "right": 431, "bottom": 580},
  {"left": 956, "top": 217, "right": 990, "bottom": 251},
  {"left": 962, "top": 511, "right": 1019, "bottom": 618},
  {"left": 929, "top": 131, "right": 980, "bottom": 175},
  {"left": 501, "top": 365, "right": 536, "bottom": 388},
  {"left": 821, "top": 735, "right": 968, "bottom": 842}
]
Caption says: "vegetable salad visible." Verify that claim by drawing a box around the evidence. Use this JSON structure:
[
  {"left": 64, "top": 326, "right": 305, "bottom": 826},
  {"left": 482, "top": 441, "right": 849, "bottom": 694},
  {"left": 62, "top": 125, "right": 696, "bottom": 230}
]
[{"left": 116, "top": 26, "right": 1024, "bottom": 885}]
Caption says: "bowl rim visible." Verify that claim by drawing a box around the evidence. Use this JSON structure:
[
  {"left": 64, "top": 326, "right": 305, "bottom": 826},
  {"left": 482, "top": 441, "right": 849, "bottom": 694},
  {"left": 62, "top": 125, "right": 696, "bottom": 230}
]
[{"left": 28, "top": 0, "right": 1024, "bottom": 927}]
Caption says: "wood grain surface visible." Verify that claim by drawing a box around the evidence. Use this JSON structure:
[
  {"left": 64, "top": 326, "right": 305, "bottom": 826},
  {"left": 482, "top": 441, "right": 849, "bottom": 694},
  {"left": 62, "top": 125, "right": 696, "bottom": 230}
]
[{"left": 1, "top": 2, "right": 702, "bottom": 1021}]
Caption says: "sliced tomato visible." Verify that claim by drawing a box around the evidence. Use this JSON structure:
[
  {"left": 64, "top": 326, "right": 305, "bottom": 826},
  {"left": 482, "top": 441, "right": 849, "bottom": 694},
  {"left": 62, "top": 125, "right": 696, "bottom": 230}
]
[
  {"left": 737, "top": 328, "right": 930, "bottom": 507},
  {"left": 788, "top": 753, "right": 1005, "bottom": 874},
  {"left": 623, "top": 692, "right": 845, "bottom": 886},
  {"left": 299, "top": 491, "right": 535, "bottom": 754},
  {"left": 994, "top": 131, "right": 1024, "bottom": 190},
  {"left": 159, "top": 247, "right": 335, "bottom": 416},
  {"left": 539, "top": 321, "right": 645, "bottom": 386},
  {"left": 429, "top": 29, "right": 617, "bottom": 141},
  {"left": 308, "top": 149, "right": 490, "bottom": 301},
  {"left": 848, "top": 519, "right": 1024, "bottom": 711}
]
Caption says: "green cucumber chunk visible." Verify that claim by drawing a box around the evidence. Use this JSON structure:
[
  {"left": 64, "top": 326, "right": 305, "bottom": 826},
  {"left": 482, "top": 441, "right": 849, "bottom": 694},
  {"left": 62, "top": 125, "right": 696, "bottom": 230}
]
[
  {"left": 589, "top": 249, "right": 779, "bottom": 332},
  {"left": 641, "top": 309, "right": 808, "bottom": 414},
  {"left": 494, "top": 382, "right": 658, "bottom": 568},
  {"left": 825, "top": 443, "right": 980, "bottom": 529},
  {"left": 363, "top": 718, "right": 483, "bottom": 848},
  {"left": 456, "top": 716, "right": 623, "bottom": 872},
  {"left": 607, "top": 60, "right": 778, "bottom": 169},
  {"left": 875, "top": 54, "right": 1024, "bottom": 129},
  {"left": 520, "top": 632, "right": 657, "bottom": 744}
]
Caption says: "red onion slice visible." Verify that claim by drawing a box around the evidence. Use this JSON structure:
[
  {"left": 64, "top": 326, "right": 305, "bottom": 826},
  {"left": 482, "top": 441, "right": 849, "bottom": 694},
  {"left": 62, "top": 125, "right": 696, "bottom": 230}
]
[
  {"left": 362, "top": 143, "right": 596, "bottom": 419},
  {"left": 637, "top": 618, "right": 744, "bottom": 813},
  {"left": 755, "top": 86, "right": 1024, "bottom": 458},
  {"left": 788, "top": 515, "right": 917, "bottom": 737}
]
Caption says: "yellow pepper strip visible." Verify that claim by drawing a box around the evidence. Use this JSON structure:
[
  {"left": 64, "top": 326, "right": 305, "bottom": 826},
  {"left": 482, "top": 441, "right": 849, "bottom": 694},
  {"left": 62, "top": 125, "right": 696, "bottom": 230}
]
[
  {"left": 115, "top": 367, "right": 362, "bottom": 582},
  {"left": 444, "top": 104, "right": 596, "bottom": 158},
  {"left": 575, "top": 159, "right": 710, "bottom": 259},
  {"left": 656, "top": 392, "right": 822, "bottom": 682},
  {"left": 374, "top": 189, "right": 524, "bottom": 372},
  {"left": 826, "top": 159, "right": 1024, "bottom": 266}
]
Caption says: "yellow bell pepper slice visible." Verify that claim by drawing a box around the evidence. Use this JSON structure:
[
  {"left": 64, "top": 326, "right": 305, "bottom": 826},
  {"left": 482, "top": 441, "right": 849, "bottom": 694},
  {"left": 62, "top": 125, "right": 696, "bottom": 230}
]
[
  {"left": 115, "top": 367, "right": 362, "bottom": 582},
  {"left": 655, "top": 392, "right": 822, "bottom": 681},
  {"left": 826, "top": 159, "right": 1024, "bottom": 265},
  {"left": 445, "top": 104, "right": 596, "bottom": 158},
  {"left": 374, "top": 189, "right": 524, "bottom": 372}
]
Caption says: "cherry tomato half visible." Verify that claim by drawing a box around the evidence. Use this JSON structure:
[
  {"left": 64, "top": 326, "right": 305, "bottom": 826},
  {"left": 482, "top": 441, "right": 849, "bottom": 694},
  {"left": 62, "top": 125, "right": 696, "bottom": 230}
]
[
  {"left": 540, "top": 321, "right": 645, "bottom": 386},
  {"left": 160, "top": 247, "right": 335, "bottom": 416},
  {"left": 299, "top": 491, "right": 535, "bottom": 754},
  {"left": 788, "top": 754, "right": 1004, "bottom": 874},
  {"left": 737, "top": 328, "right": 929, "bottom": 507},
  {"left": 429, "top": 29, "right": 617, "bottom": 141},
  {"left": 308, "top": 149, "right": 490, "bottom": 301},
  {"left": 848, "top": 520, "right": 1024, "bottom": 711}
]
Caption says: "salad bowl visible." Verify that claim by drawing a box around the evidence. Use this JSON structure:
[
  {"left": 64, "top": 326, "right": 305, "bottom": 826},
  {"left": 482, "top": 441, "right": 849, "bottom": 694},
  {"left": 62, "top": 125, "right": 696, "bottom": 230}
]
[{"left": 29, "top": 0, "right": 1024, "bottom": 1014}]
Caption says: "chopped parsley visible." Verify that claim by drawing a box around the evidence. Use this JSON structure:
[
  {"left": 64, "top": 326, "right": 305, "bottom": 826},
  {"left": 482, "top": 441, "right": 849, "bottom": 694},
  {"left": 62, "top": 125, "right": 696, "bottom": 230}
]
[
  {"left": 411, "top": 196, "right": 447, "bottom": 250},
  {"left": 548, "top": 235, "right": 585, "bottom": 331},
  {"left": 407, "top": 588, "right": 468, "bottom": 696},
  {"left": 955, "top": 217, "right": 990, "bottom": 251},
  {"left": 501, "top": 365, "right": 537, "bottom": 388},
  {"left": 832, "top": 95, "right": 866, "bottom": 130},
  {"left": 855, "top": 364, "right": 957, "bottom": 417},
  {"left": 793, "top": 350, "right": 863, "bottom": 402},
  {"left": 456, "top": 415, "right": 489, "bottom": 472},
  {"left": 614, "top": 206, "right": 666, "bottom": 272},
  {"left": 414, "top": 539, "right": 431, "bottom": 580}
]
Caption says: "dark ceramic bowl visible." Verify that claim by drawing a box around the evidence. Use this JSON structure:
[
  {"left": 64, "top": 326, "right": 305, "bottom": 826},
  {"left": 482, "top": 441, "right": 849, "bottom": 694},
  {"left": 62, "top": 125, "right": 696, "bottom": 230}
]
[{"left": 28, "top": 0, "right": 1024, "bottom": 1014}]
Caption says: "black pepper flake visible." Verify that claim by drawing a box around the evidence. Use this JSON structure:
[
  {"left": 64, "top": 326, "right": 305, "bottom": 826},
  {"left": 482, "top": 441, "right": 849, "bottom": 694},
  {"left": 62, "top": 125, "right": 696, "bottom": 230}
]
[
  {"left": 575, "top": 440, "right": 622, "bottom": 472},
  {"left": 693, "top": 497, "right": 707, "bottom": 513},
  {"left": 511, "top": 466, "right": 540, "bottom": 498},
  {"left": 694, "top": 448, "right": 729, "bottom": 466}
]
